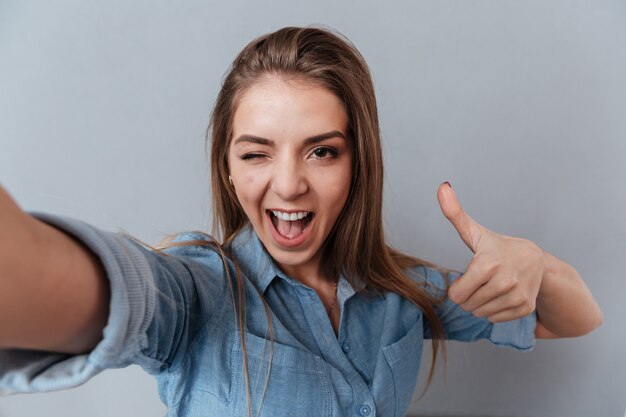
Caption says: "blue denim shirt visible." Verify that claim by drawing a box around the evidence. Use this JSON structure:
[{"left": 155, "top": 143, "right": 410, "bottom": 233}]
[{"left": 0, "top": 213, "right": 535, "bottom": 417}]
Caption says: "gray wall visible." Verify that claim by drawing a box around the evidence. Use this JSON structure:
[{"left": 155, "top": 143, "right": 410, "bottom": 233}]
[{"left": 1, "top": 1, "right": 624, "bottom": 416}]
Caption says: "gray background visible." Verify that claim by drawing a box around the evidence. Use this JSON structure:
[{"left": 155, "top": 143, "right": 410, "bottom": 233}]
[{"left": 1, "top": 1, "right": 624, "bottom": 416}]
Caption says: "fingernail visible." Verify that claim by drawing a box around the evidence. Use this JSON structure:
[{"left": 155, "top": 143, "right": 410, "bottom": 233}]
[{"left": 443, "top": 181, "right": 452, "bottom": 188}]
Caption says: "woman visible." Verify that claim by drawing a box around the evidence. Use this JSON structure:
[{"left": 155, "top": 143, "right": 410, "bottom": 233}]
[{"left": 0, "top": 26, "right": 602, "bottom": 417}]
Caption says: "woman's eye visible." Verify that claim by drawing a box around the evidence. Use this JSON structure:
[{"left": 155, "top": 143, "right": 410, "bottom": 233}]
[
  {"left": 241, "top": 153, "right": 263, "bottom": 160},
  {"left": 312, "top": 147, "right": 338, "bottom": 159}
]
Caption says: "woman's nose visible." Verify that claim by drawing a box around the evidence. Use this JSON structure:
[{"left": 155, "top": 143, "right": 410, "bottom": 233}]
[{"left": 270, "top": 160, "right": 308, "bottom": 201}]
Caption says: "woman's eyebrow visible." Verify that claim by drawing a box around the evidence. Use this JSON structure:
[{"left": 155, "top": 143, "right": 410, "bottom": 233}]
[
  {"left": 233, "top": 130, "right": 346, "bottom": 146},
  {"left": 302, "top": 131, "right": 346, "bottom": 145}
]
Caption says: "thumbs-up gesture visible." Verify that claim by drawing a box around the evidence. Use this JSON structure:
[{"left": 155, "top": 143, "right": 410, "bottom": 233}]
[{"left": 437, "top": 182, "right": 545, "bottom": 323}]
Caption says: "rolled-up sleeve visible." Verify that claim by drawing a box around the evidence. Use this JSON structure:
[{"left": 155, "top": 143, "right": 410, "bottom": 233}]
[
  {"left": 0, "top": 213, "right": 225, "bottom": 394},
  {"left": 417, "top": 266, "right": 536, "bottom": 351}
]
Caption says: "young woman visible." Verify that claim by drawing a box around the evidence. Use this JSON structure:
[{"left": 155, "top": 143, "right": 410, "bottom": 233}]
[{"left": 0, "top": 26, "right": 602, "bottom": 417}]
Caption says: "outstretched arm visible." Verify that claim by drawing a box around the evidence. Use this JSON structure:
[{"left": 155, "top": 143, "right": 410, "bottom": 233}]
[
  {"left": 436, "top": 182, "right": 603, "bottom": 339},
  {"left": 0, "top": 185, "right": 109, "bottom": 353}
]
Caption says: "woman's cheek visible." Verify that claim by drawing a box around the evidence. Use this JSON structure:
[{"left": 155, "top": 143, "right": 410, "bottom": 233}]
[{"left": 243, "top": 169, "right": 269, "bottom": 199}]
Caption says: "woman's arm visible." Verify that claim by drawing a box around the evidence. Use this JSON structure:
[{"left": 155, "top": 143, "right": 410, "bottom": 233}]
[
  {"left": 1, "top": 191, "right": 228, "bottom": 395},
  {"left": 0, "top": 185, "right": 109, "bottom": 354},
  {"left": 534, "top": 250, "right": 603, "bottom": 338},
  {"left": 436, "top": 182, "right": 603, "bottom": 339}
]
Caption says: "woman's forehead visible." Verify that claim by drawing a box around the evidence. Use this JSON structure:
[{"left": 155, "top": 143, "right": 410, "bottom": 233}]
[{"left": 231, "top": 78, "right": 349, "bottom": 146}]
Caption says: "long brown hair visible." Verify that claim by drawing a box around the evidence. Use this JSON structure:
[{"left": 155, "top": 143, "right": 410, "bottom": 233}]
[{"left": 208, "top": 26, "right": 449, "bottom": 388}]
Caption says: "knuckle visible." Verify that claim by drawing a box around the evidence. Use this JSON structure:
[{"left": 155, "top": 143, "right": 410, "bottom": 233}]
[
  {"left": 511, "top": 293, "right": 526, "bottom": 306},
  {"left": 483, "top": 260, "right": 499, "bottom": 275},
  {"left": 521, "top": 302, "right": 535, "bottom": 316},
  {"left": 448, "top": 287, "right": 462, "bottom": 303},
  {"left": 496, "top": 277, "right": 515, "bottom": 293},
  {"left": 487, "top": 315, "right": 501, "bottom": 323},
  {"left": 508, "top": 275, "right": 521, "bottom": 290}
]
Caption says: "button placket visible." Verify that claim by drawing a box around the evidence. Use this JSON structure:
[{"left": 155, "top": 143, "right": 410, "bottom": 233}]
[{"left": 297, "top": 278, "right": 378, "bottom": 417}]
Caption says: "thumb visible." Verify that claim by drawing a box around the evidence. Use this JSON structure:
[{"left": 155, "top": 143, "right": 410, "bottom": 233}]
[{"left": 437, "top": 182, "right": 484, "bottom": 253}]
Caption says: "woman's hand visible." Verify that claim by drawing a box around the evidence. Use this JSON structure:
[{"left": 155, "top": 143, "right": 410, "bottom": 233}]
[
  {"left": 436, "top": 181, "right": 543, "bottom": 323},
  {"left": 436, "top": 181, "right": 602, "bottom": 337}
]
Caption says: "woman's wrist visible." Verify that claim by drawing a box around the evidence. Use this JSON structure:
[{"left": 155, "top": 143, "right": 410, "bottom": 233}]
[{"left": 537, "top": 249, "right": 558, "bottom": 302}]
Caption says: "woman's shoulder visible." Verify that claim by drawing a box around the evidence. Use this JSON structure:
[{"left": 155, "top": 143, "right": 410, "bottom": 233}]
[
  {"left": 158, "top": 231, "right": 224, "bottom": 260},
  {"left": 144, "top": 232, "right": 240, "bottom": 285}
]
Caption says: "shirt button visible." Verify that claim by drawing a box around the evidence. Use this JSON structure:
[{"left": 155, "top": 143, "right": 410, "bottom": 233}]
[
  {"left": 342, "top": 343, "right": 351, "bottom": 353},
  {"left": 359, "top": 404, "right": 371, "bottom": 416}
]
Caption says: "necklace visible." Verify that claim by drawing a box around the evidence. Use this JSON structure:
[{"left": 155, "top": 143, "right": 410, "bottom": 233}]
[{"left": 327, "top": 279, "right": 339, "bottom": 316}]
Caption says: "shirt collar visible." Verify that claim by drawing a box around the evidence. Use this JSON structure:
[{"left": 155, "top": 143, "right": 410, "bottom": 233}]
[
  {"left": 227, "top": 223, "right": 366, "bottom": 295},
  {"left": 227, "top": 223, "right": 282, "bottom": 293}
]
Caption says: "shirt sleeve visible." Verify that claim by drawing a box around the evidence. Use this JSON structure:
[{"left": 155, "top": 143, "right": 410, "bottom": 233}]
[
  {"left": 0, "top": 213, "right": 227, "bottom": 395},
  {"left": 415, "top": 265, "right": 536, "bottom": 351}
]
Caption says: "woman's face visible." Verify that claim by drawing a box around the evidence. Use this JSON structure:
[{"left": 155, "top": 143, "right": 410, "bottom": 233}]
[{"left": 228, "top": 77, "right": 352, "bottom": 281}]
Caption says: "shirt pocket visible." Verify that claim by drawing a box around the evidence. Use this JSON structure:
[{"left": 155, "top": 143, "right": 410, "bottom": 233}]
[
  {"left": 229, "top": 331, "right": 333, "bottom": 417},
  {"left": 382, "top": 319, "right": 424, "bottom": 417}
]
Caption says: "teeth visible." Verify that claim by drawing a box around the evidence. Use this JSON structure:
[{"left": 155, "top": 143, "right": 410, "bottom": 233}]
[{"left": 271, "top": 210, "right": 310, "bottom": 221}]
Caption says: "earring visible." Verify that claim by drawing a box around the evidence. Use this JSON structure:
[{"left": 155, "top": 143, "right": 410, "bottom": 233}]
[{"left": 228, "top": 175, "right": 233, "bottom": 185}]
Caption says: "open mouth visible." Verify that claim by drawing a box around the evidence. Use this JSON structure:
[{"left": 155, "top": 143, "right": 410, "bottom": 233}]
[{"left": 268, "top": 210, "right": 314, "bottom": 240}]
